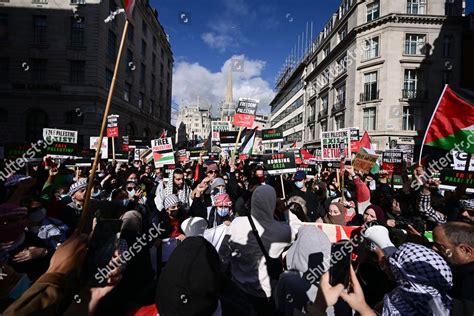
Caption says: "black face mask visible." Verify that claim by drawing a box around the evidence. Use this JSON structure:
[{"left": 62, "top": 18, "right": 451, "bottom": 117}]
[{"left": 169, "top": 207, "right": 183, "bottom": 219}]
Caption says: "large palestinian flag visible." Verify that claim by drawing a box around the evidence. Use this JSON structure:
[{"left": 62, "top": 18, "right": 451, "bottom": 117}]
[
  {"left": 421, "top": 85, "right": 474, "bottom": 156},
  {"left": 120, "top": 0, "right": 136, "bottom": 20}
]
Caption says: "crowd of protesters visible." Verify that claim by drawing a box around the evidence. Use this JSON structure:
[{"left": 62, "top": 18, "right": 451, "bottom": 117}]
[{"left": 0, "top": 153, "right": 473, "bottom": 315}]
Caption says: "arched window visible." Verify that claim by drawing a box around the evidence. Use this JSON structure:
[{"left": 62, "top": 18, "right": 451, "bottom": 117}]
[
  {"left": 142, "top": 128, "right": 149, "bottom": 138},
  {"left": 26, "top": 109, "right": 48, "bottom": 142},
  {"left": 125, "top": 122, "right": 136, "bottom": 136}
]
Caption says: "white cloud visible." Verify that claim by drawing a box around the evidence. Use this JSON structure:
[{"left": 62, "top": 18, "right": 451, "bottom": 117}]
[
  {"left": 201, "top": 32, "right": 235, "bottom": 53},
  {"left": 172, "top": 55, "right": 275, "bottom": 117}
]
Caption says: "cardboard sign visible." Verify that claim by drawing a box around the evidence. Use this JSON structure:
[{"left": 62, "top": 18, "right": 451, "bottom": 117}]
[
  {"left": 233, "top": 98, "right": 259, "bottom": 128},
  {"left": 297, "top": 164, "right": 317, "bottom": 175},
  {"left": 342, "top": 127, "right": 360, "bottom": 153},
  {"left": 382, "top": 151, "right": 404, "bottom": 175},
  {"left": 263, "top": 152, "right": 297, "bottom": 175},
  {"left": 189, "top": 148, "right": 208, "bottom": 160},
  {"left": 352, "top": 152, "right": 379, "bottom": 174},
  {"left": 43, "top": 128, "right": 78, "bottom": 144},
  {"left": 452, "top": 151, "right": 474, "bottom": 171},
  {"left": 164, "top": 164, "right": 176, "bottom": 176},
  {"left": 151, "top": 137, "right": 175, "bottom": 167},
  {"left": 211, "top": 121, "right": 231, "bottom": 142},
  {"left": 440, "top": 169, "right": 474, "bottom": 188},
  {"left": 3, "top": 143, "right": 34, "bottom": 158},
  {"left": 90, "top": 137, "right": 109, "bottom": 159},
  {"left": 262, "top": 128, "right": 284, "bottom": 144},
  {"left": 127, "top": 136, "right": 149, "bottom": 148},
  {"left": 45, "top": 142, "right": 77, "bottom": 158},
  {"left": 321, "top": 130, "right": 351, "bottom": 161},
  {"left": 107, "top": 114, "right": 119, "bottom": 138}
]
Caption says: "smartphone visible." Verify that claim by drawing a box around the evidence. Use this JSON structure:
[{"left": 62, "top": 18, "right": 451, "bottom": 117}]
[
  {"left": 329, "top": 240, "right": 352, "bottom": 288},
  {"left": 81, "top": 219, "right": 122, "bottom": 287}
]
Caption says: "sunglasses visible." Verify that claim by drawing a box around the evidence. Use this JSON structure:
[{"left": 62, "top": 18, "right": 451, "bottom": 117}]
[
  {"left": 126, "top": 187, "right": 136, "bottom": 192},
  {"left": 207, "top": 170, "right": 217, "bottom": 174}
]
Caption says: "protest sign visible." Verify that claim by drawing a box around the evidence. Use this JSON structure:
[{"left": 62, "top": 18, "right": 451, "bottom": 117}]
[
  {"left": 90, "top": 137, "right": 108, "bottom": 159},
  {"left": 189, "top": 147, "right": 207, "bottom": 160},
  {"left": 382, "top": 151, "right": 404, "bottom": 175},
  {"left": 352, "top": 152, "right": 379, "bottom": 174},
  {"left": 45, "top": 142, "right": 77, "bottom": 158},
  {"left": 43, "top": 128, "right": 78, "bottom": 144},
  {"left": 262, "top": 127, "right": 284, "bottom": 144},
  {"left": 219, "top": 131, "right": 241, "bottom": 148},
  {"left": 263, "top": 152, "right": 297, "bottom": 175},
  {"left": 107, "top": 114, "right": 119, "bottom": 138},
  {"left": 440, "top": 169, "right": 474, "bottom": 188},
  {"left": 297, "top": 164, "right": 316, "bottom": 176},
  {"left": 302, "top": 223, "right": 359, "bottom": 243},
  {"left": 151, "top": 137, "right": 174, "bottom": 167},
  {"left": 177, "top": 149, "right": 188, "bottom": 162},
  {"left": 164, "top": 164, "right": 175, "bottom": 177},
  {"left": 342, "top": 127, "right": 360, "bottom": 153},
  {"left": 233, "top": 98, "right": 259, "bottom": 128},
  {"left": 211, "top": 121, "right": 231, "bottom": 142},
  {"left": 321, "top": 130, "right": 351, "bottom": 161}
]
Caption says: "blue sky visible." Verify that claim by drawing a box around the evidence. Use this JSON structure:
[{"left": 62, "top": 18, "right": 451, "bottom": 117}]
[{"left": 152, "top": 0, "right": 474, "bottom": 114}]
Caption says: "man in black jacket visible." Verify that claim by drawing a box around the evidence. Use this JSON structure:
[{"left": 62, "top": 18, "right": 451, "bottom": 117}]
[{"left": 289, "top": 171, "right": 321, "bottom": 222}]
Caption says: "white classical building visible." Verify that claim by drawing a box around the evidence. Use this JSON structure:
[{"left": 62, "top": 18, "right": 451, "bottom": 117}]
[{"left": 176, "top": 105, "right": 211, "bottom": 141}]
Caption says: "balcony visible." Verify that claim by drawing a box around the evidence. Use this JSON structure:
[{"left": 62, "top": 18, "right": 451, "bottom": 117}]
[
  {"left": 32, "top": 0, "right": 47, "bottom": 3},
  {"left": 360, "top": 90, "right": 379, "bottom": 102},
  {"left": 332, "top": 99, "right": 346, "bottom": 113},
  {"left": 318, "top": 108, "right": 329, "bottom": 121},
  {"left": 402, "top": 89, "right": 428, "bottom": 100}
]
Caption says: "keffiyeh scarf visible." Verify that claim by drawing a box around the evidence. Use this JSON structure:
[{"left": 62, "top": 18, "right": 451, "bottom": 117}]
[
  {"left": 164, "top": 171, "right": 190, "bottom": 208},
  {"left": 383, "top": 243, "right": 453, "bottom": 316}
]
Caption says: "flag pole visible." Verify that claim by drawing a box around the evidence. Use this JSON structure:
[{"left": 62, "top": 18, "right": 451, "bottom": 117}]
[
  {"left": 231, "top": 126, "right": 244, "bottom": 164},
  {"left": 112, "top": 136, "right": 116, "bottom": 162},
  {"left": 78, "top": 19, "right": 129, "bottom": 233},
  {"left": 419, "top": 84, "right": 449, "bottom": 164}
]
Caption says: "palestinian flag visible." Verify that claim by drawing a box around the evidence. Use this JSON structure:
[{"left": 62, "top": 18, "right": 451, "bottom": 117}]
[
  {"left": 239, "top": 127, "right": 257, "bottom": 156},
  {"left": 422, "top": 85, "right": 474, "bottom": 156},
  {"left": 120, "top": 0, "right": 136, "bottom": 20},
  {"left": 359, "top": 131, "right": 380, "bottom": 174}
]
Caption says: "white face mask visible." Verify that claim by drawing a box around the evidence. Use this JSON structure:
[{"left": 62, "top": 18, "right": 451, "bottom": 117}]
[
  {"left": 294, "top": 181, "right": 304, "bottom": 189},
  {"left": 127, "top": 189, "right": 136, "bottom": 198}
]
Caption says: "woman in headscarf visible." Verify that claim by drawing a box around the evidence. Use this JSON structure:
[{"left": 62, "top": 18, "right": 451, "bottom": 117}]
[
  {"left": 322, "top": 202, "right": 348, "bottom": 225},
  {"left": 275, "top": 226, "right": 332, "bottom": 315},
  {"left": 348, "top": 204, "right": 386, "bottom": 226},
  {"left": 218, "top": 185, "right": 291, "bottom": 315}
]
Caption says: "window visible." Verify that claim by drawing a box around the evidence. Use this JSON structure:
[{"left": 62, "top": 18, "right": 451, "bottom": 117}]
[
  {"left": 107, "top": 30, "right": 116, "bottom": 60},
  {"left": 367, "top": 1, "right": 380, "bottom": 22},
  {"left": 335, "top": 84, "right": 346, "bottom": 108},
  {"left": 26, "top": 110, "right": 48, "bottom": 142},
  {"left": 403, "top": 69, "right": 423, "bottom": 98},
  {"left": 31, "top": 59, "right": 47, "bottom": 83},
  {"left": 149, "top": 99, "right": 154, "bottom": 114},
  {"left": 124, "top": 82, "right": 131, "bottom": 101},
  {"left": 141, "top": 39, "right": 146, "bottom": 57},
  {"left": 405, "top": 34, "right": 426, "bottom": 55},
  {"left": 71, "top": 0, "right": 86, "bottom": 4},
  {"left": 445, "top": 1, "right": 454, "bottom": 16},
  {"left": 69, "top": 61, "right": 85, "bottom": 85},
  {"left": 364, "top": 36, "right": 379, "bottom": 60},
  {"left": 160, "top": 63, "right": 164, "bottom": 78},
  {"left": 138, "top": 92, "right": 144, "bottom": 108},
  {"left": 140, "top": 63, "right": 146, "bottom": 85},
  {"left": 321, "top": 120, "right": 328, "bottom": 132},
  {"left": 336, "top": 54, "right": 347, "bottom": 75},
  {"left": 443, "top": 35, "right": 453, "bottom": 57},
  {"left": 321, "top": 94, "right": 329, "bottom": 111},
  {"left": 152, "top": 53, "right": 157, "bottom": 72},
  {"left": 105, "top": 68, "right": 113, "bottom": 89},
  {"left": 407, "top": 0, "right": 426, "bottom": 14},
  {"left": 151, "top": 74, "right": 155, "bottom": 93},
  {"left": 125, "top": 123, "right": 135, "bottom": 136},
  {"left": 142, "top": 20, "right": 147, "bottom": 37},
  {"left": 33, "top": 15, "right": 47, "bottom": 45},
  {"left": 153, "top": 36, "right": 157, "bottom": 49},
  {"left": 0, "top": 14, "right": 8, "bottom": 42},
  {"left": 335, "top": 115, "right": 345, "bottom": 130},
  {"left": 128, "top": 23, "right": 134, "bottom": 43},
  {"left": 0, "top": 58, "right": 8, "bottom": 83},
  {"left": 402, "top": 107, "right": 417, "bottom": 130},
  {"left": 71, "top": 17, "right": 85, "bottom": 46},
  {"left": 362, "top": 72, "right": 378, "bottom": 101},
  {"left": 363, "top": 108, "right": 376, "bottom": 131},
  {"left": 338, "top": 24, "right": 348, "bottom": 43}
]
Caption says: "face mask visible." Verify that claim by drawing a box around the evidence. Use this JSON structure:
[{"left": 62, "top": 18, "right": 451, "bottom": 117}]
[
  {"left": 216, "top": 207, "right": 230, "bottom": 217},
  {"left": 328, "top": 190, "right": 337, "bottom": 198},
  {"left": 170, "top": 208, "right": 182, "bottom": 218},
  {"left": 294, "top": 181, "right": 304, "bottom": 189},
  {"left": 122, "top": 199, "right": 130, "bottom": 207},
  {"left": 127, "top": 189, "right": 136, "bottom": 198},
  {"left": 28, "top": 208, "right": 47, "bottom": 222}
]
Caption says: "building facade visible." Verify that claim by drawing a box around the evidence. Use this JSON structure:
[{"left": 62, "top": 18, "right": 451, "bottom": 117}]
[
  {"left": 176, "top": 105, "right": 211, "bottom": 141},
  {"left": 0, "top": 0, "right": 173, "bottom": 147},
  {"left": 271, "top": 0, "right": 467, "bottom": 155}
]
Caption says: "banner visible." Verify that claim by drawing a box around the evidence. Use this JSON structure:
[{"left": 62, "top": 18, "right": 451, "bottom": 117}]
[
  {"left": 43, "top": 128, "right": 78, "bottom": 144},
  {"left": 382, "top": 151, "right": 404, "bottom": 175},
  {"left": 297, "top": 164, "right": 317, "bottom": 175},
  {"left": 342, "top": 127, "right": 360, "bottom": 153},
  {"left": 263, "top": 152, "right": 297, "bottom": 175},
  {"left": 219, "top": 131, "right": 241, "bottom": 148},
  {"left": 352, "top": 152, "right": 379, "bottom": 174},
  {"left": 151, "top": 137, "right": 175, "bottom": 167},
  {"left": 211, "top": 121, "right": 231, "bottom": 142},
  {"left": 90, "top": 137, "right": 108, "bottom": 159},
  {"left": 321, "top": 130, "right": 351, "bottom": 161},
  {"left": 302, "top": 223, "right": 360, "bottom": 243},
  {"left": 440, "top": 169, "right": 474, "bottom": 188},
  {"left": 233, "top": 98, "right": 259, "bottom": 128},
  {"left": 164, "top": 164, "right": 176, "bottom": 177},
  {"left": 107, "top": 114, "right": 119, "bottom": 138},
  {"left": 189, "top": 147, "right": 207, "bottom": 160},
  {"left": 262, "top": 127, "right": 284, "bottom": 144},
  {"left": 45, "top": 142, "right": 77, "bottom": 158}
]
